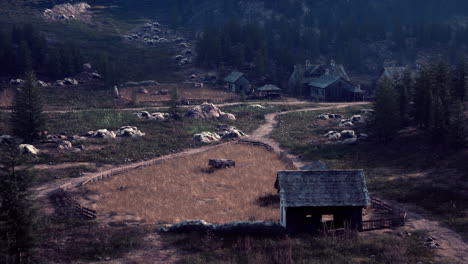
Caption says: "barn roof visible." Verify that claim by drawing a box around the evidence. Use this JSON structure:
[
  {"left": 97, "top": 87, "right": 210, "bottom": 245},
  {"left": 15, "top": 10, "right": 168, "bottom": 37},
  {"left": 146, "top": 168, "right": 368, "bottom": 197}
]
[
  {"left": 308, "top": 74, "right": 341, "bottom": 88},
  {"left": 257, "top": 84, "right": 282, "bottom": 92},
  {"left": 224, "top": 72, "right": 245, "bottom": 83},
  {"left": 277, "top": 170, "right": 370, "bottom": 207}
]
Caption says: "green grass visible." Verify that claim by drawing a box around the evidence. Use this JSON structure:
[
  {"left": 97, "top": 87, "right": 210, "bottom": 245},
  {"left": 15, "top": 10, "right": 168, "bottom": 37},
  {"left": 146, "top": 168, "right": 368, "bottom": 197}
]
[
  {"left": 161, "top": 231, "right": 435, "bottom": 264},
  {"left": 271, "top": 105, "right": 468, "bottom": 240},
  {"left": 30, "top": 165, "right": 98, "bottom": 185}
]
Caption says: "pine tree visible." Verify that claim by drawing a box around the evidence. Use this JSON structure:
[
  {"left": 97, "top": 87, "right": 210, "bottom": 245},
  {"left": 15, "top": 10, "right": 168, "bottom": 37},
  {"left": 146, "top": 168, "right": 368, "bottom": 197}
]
[
  {"left": 373, "top": 77, "right": 401, "bottom": 142},
  {"left": 0, "top": 144, "right": 38, "bottom": 264},
  {"left": 10, "top": 72, "right": 46, "bottom": 143}
]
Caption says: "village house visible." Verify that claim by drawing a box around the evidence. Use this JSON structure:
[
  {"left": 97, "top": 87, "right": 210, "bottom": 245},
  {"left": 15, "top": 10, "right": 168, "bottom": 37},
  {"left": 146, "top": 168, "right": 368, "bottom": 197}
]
[
  {"left": 254, "top": 84, "right": 282, "bottom": 99},
  {"left": 288, "top": 60, "right": 363, "bottom": 101},
  {"left": 224, "top": 71, "right": 250, "bottom": 94},
  {"left": 276, "top": 170, "right": 370, "bottom": 234}
]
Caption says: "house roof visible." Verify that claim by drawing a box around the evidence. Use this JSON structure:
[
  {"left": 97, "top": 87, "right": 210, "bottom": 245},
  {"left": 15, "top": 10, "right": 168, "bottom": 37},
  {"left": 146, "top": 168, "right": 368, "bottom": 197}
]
[
  {"left": 224, "top": 72, "right": 245, "bottom": 83},
  {"left": 276, "top": 170, "right": 370, "bottom": 207},
  {"left": 257, "top": 84, "right": 282, "bottom": 92},
  {"left": 308, "top": 74, "right": 364, "bottom": 93},
  {"left": 308, "top": 74, "right": 341, "bottom": 88}
]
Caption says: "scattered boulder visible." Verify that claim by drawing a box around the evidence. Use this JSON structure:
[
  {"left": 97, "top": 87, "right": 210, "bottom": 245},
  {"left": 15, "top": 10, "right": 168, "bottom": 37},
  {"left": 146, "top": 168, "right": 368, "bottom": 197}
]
[
  {"left": 57, "top": 140, "right": 73, "bottom": 152},
  {"left": 160, "top": 220, "right": 285, "bottom": 236},
  {"left": 339, "top": 120, "right": 354, "bottom": 127},
  {"left": 193, "top": 132, "right": 221, "bottom": 144},
  {"left": 351, "top": 115, "right": 365, "bottom": 124},
  {"left": 64, "top": 78, "right": 79, "bottom": 85},
  {"left": 249, "top": 104, "right": 265, "bottom": 109},
  {"left": 83, "top": 63, "right": 92, "bottom": 70},
  {"left": 19, "top": 144, "right": 39, "bottom": 155},
  {"left": 83, "top": 131, "right": 95, "bottom": 137},
  {"left": 361, "top": 109, "right": 375, "bottom": 115},
  {"left": 92, "top": 129, "right": 116, "bottom": 139},
  {"left": 122, "top": 80, "right": 160, "bottom": 87},
  {"left": 37, "top": 80, "right": 48, "bottom": 87},
  {"left": 341, "top": 138, "right": 358, "bottom": 145},
  {"left": 324, "top": 131, "right": 341, "bottom": 140},
  {"left": 185, "top": 103, "right": 236, "bottom": 121},
  {"left": 54, "top": 80, "right": 65, "bottom": 86},
  {"left": 138, "top": 88, "right": 149, "bottom": 94},
  {"left": 340, "top": 130, "right": 356, "bottom": 139},
  {"left": 317, "top": 113, "right": 343, "bottom": 120},
  {"left": 137, "top": 111, "right": 151, "bottom": 118},
  {"left": 10, "top": 79, "right": 24, "bottom": 85},
  {"left": 216, "top": 125, "right": 245, "bottom": 139},
  {"left": 116, "top": 126, "right": 145, "bottom": 138},
  {"left": 149, "top": 112, "right": 170, "bottom": 121},
  {"left": 91, "top": 72, "right": 102, "bottom": 79}
]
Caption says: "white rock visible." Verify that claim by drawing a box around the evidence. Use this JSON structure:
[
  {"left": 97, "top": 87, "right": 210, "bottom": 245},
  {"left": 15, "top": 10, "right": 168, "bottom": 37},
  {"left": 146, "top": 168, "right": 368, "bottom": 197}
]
[
  {"left": 340, "top": 130, "right": 356, "bottom": 139},
  {"left": 19, "top": 144, "right": 39, "bottom": 155},
  {"left": 92, "top": 129, "right": 116, "bottom": 139},
  {"left": 193, "top": 132, "right": 221, "bottom": 143},
  {"left": 249, "top": 104, "right": 265, "bottom": 109},
  {"left": 116, "top": 126, "right": 145, "bottom": 138}
]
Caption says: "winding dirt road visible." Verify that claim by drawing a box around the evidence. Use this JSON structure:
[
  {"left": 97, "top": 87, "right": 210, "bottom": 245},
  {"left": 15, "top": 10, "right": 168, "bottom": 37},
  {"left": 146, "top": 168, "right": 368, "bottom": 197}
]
[{"left": 33, "top": 101, "right": 468, "bottom": 263}]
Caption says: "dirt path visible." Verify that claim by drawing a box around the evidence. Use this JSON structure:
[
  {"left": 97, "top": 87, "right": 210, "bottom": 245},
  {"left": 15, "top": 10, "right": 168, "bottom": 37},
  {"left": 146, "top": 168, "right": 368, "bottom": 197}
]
[
  {"left": 33, "top": 101, "right": 468, "bottom": 263},
  {"left": 248, "top": 102, "right": 468, "bottom": 264},
  {"left": 250, "top": 102, "right": 368, "bottom": 168}
]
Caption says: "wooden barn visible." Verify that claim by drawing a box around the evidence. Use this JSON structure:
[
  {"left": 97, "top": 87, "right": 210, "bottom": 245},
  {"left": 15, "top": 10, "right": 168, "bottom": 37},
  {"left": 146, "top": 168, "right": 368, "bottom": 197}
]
[
  {"left": 224, "top": 71, "right": 250, "bottom": 94},
  {"left": 276, "top": 170, "right": 370, "bottom": 234},
  {"left": 308, "top": 75, "right": 364, "bottom": 102},
  {"left": 255, "top": 84, "right": 282, "bottom": 98}
]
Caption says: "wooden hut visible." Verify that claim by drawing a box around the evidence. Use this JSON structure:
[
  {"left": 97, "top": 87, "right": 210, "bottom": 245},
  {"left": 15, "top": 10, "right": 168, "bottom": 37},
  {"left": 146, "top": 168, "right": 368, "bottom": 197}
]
[
  {"left": 276, "top": 170, "right": 370, "bottom": 234},
  {"left": 224, "top": 71, "right": 250, "bottom": 94},
  {"left": 255, "top": 84, "right": 282, "bottom": 98}
]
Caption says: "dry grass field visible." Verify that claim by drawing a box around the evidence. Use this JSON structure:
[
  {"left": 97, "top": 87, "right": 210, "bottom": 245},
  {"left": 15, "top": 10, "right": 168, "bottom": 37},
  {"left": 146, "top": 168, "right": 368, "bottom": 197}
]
[
  {"left": 79, "top": 143, "right": 293, "bottom": 224},
  {"left": 119, "top": 83, "right": 239, "bottom": 105}
]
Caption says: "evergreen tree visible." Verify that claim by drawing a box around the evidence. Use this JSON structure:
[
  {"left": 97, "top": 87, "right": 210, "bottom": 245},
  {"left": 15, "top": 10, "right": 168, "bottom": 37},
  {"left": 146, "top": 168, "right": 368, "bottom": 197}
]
[
  {"left": 0, "top": 144, "right": 38, "bottom": 264},
  {"left": 10, "top": 72, "right": 46, "bottom": 143},
  {"left": 395, "top": 69, "right": 413, "bottom": 125},
  {"left": 373, "top": 77, "right": 401, "bottom": 142},
  {"left": 447, "top": 100, "right": 467, "bottom": 148}
]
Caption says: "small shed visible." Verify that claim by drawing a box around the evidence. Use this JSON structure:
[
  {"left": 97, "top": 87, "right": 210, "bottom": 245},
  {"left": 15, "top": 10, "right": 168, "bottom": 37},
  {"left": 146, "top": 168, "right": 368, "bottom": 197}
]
[
  {"left": 309, "top": 74, "right": 364, "bottom": 102},
  {"left": 224, "top": 72, "right": 250, "bottom": 94},
  {"left": 255, "top": 84, "right": 282, "bottom": 98},
  {"left": 276, "top": 170, "right": 370, "bottom": 233}
]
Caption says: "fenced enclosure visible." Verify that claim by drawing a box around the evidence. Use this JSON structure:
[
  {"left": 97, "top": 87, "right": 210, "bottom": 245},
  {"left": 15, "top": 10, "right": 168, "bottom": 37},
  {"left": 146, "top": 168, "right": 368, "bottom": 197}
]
[{"left": 361, "top": 198, "right": 407, "bottom": 231}]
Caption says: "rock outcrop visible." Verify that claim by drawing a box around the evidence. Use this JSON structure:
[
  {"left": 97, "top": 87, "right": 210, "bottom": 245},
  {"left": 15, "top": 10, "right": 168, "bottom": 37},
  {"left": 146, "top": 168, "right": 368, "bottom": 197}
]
[
  {"left": 19, "top": 144, "right": 39, "bottom": 155},
  {"left": 116, "top": 126, "right": 145, "bottom": 138},
  {"left": 92, "top": 129, "right": 116, "bottom": 139},
  {"left": 193, "top": 132, "right": 221, "bottom": 143},
  {"left": 185, "top": 103, "right": 236, "bottom": 121}
]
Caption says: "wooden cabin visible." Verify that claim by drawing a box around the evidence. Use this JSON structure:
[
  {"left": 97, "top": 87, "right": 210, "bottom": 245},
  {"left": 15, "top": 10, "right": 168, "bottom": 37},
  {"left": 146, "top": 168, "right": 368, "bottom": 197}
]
[
  {"left": 308, "top": 75, "right": 364, "bottom": 102},
  {"left": 276, "top": 170, "right": 370, "bottom": 234},
  {"left": 224, "top": 71, "right": 250, "bottom": 94},
  {"left": 255, "top": 84, "right": 282, "bottom": 98}
]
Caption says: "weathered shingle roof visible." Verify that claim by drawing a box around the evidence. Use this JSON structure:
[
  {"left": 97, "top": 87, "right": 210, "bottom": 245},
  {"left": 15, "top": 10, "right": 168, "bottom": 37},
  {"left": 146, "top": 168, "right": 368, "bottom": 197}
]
[
  {"left": 308, "top": 74, "right": 341, "bottom": 88},
  {"left": 224, "top": 72, "right": 245, "bottom": 83},
  {"left": 257, "top": 84, "right": 282, "bottom": 92},
  {"left": 277, "top": 170, "right": 370, "bottom": 207}
]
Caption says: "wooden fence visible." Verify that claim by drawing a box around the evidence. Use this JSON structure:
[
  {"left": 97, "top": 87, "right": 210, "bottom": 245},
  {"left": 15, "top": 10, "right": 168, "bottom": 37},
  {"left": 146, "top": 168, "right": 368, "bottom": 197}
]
[
  {"left": 54, "top": 184, "right": 97, "bottom": 219},
  {"left": 361, "top": 198, "right": 407, "bottom": 231}
]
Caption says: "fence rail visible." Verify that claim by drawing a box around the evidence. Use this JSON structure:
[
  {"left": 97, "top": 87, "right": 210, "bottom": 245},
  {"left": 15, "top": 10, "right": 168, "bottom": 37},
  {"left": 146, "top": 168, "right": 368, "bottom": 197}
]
[
  {"left": 54, "top": 185, "right": 97, "bottom": 219},
  {"left": 361, "top": 198, "right": 407, "bottom": 231}
]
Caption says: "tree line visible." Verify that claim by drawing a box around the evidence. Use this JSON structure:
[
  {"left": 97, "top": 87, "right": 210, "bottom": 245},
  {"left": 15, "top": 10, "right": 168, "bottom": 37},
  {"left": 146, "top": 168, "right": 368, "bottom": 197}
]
[
  {"left": 373, "top": 61, "right": 467, "bottom": 147},
  {"left": 0, "top": 23, "right": 85, "bottom": 79}
]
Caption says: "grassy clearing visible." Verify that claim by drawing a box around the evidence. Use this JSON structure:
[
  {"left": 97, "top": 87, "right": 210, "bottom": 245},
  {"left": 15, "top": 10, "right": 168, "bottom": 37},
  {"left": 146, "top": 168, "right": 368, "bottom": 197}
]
[
  {"left": 271, "top": 105, "right": 468, "bottom": 240},
  {"left": 79, "top": 143, "right": 292, "bottom": 223},
  {"left": 161, "top": 231, "right": 435, "bottom": 264},
  {"left": 31, "top": 165, "right": 98, "bottom": 185}
]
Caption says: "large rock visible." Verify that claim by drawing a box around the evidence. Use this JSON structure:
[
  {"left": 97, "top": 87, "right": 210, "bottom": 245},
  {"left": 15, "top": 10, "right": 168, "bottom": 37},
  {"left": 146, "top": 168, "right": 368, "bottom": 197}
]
[
  {"left": 339, "top": 120, "right": 354, "bottom": 127},
  {"left": 150, "top": 112, "right": 170, "bottom": 121},
  {"left": 193, "top": 132, "right": 221, "bottom": 143},
  {"left": 10, "top": 79, "right": 24, "bottom": 85},
  {"left": 19, "top": 144, "right": 39, "bottom": 155},
  {"left": 116, "top": 126, "right": 145, "bottom": 138},
  {"left": 185, "top": 103, "right": 236, "bottom": 121},
  {"left": 37, "top": 80, "right": 48, "bottom": 87},
  {"left": 64, "top": 78, "right": 79, "bottom": 85},
  {"left": 324, "top": 131, "right": 341, "bottom": 140},
  {"left": 216, "top": 125, "right": 245, "bottom": 139},
  {"left": 57, "top": 140, "right": 73, "bottom": 152},
  {"left": 92, "top": 129, "right": 116, "bottom": 139},
  {"left": 351, "top": 115, "right": 365, "bottom": 124},
  {"left": 340, "top": 130, "right": 356, "bottom": 139}
]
